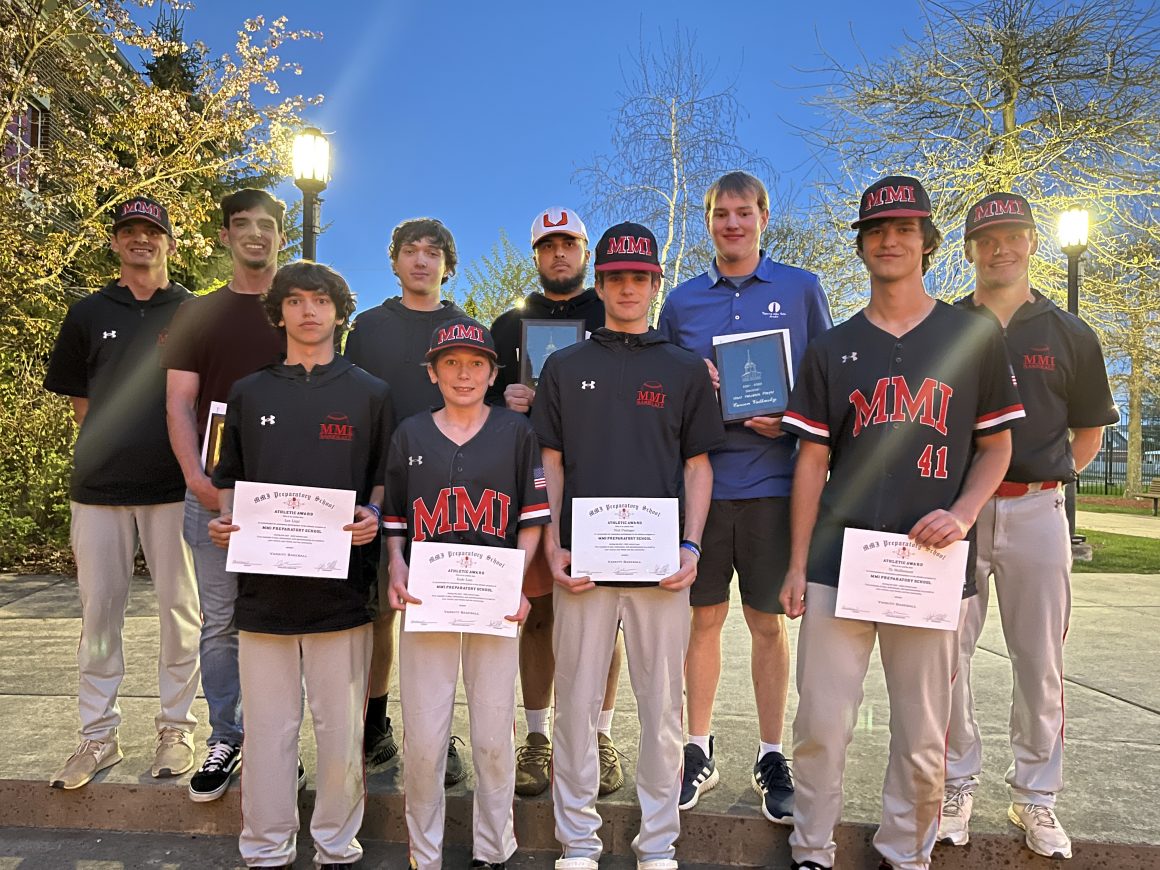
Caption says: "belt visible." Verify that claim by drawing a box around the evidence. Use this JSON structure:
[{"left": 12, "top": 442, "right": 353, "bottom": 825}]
[{"left": 994, "top": 480, "right": 1060, "bottom": 498}]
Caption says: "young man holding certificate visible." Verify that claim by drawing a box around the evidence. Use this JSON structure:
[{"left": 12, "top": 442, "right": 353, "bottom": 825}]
[
  {"left": 531, "top": 223, "right": 725, "bottom": 870},
  {"left": 777, "top": 176, "right": 1023, "bottom": 870},
  {"left": 382, "top": 316, "right": 549, "bottom": 870},
  {"left": 208, "top": 261, "right": 392, "bottom": 869}
]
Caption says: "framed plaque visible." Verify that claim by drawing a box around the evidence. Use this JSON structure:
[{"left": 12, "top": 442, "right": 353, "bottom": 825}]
[
  {"left": 519, "top": 319, "right": 585, "bottom": 388},
  {"left": 712, "top": 329, "right": 793, "bottom": 423}
]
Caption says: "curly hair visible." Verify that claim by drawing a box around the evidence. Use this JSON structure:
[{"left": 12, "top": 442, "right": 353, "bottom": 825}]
[
  {"left": 388, "top": 217, "right": 458, "bottom": 283},
  {"left": 263, "top": 261, "right": 356, "bottom": 345}
]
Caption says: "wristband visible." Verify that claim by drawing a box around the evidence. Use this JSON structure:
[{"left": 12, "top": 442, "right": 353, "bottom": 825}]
[
  {"left": 364, "top": 503, "right": 382, "bottom": 521},
  {"left": 680, "top": 539, "right": 702, "bottom": 559}
]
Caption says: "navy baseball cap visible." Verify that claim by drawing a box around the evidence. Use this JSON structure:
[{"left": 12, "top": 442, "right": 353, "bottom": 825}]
[
  {"left": 594, "top": 222, "right": 662, "bottom": 273},
  {"left": 112, "top": 196, "right": 173, "bottom": 236},
  {"left": 964, "top": 192, "right": 1036, "bottom": 239},
  {"left": 426, "top": 316, "right": 497, "bottom": 362},
  {"left": 851, "top": 175, "right": 932, "bottom": 228}
]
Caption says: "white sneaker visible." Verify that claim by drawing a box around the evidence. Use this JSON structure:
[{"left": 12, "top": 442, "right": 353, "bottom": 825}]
[
  {"left": 638, "top": 861, "right": 678, "bottom": 870},
  {"left": 1008, "top": 802, "right": 1073, "bottom": 859},
  {"left": 937, "top": 781, "right": 975, "bottom": 845},
  {"left": 555, "top": 858, "right": 599, "bottom": 870}
]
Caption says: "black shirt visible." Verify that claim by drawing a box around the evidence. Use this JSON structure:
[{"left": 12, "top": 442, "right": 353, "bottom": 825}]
[
  {"left": 44, "top": 280, "right": 191, "bottom": 505},
  {"left": 530, "top": 328, "right": 725, "bottom": 548},
  {"left": 956, "top": 290, "right": 1119, "bottom": 482},
  {"left": 213, "top": 356, "right": 394, "bottom": 634},
  {"left": 782, "top": 302, "right": 1025, "bottom": 594}
]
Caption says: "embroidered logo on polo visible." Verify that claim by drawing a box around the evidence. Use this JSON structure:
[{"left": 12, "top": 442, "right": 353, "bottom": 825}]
[
  {"left": 636, "top": 380, "right": 667, "bottom": 409},
  {"left": 1023, "top": 345, "right": 1055, "bottom": 371},
  {"left": 762, "top": 300, "right": 785, "bottom": 319},
  {"left": 102, "top": 330, "right": 117, "bottom": 339},
  {"left": 319, "top": 412, "right": 354, "bottom": 441},
  {"left": 260, "top": 415, "right": 276, "bottom": 426}
]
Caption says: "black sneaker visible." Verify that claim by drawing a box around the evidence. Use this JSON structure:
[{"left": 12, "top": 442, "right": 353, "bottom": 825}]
[
  {"left": 790, "top": 862, "right": 831, "bottom": 870},
  {"left": 753, "top": 750, "right": 794, "bottom": 824},
  {"left": 445, "top": 735, "right": 467, "bottom": 787},
  {"left": 470, "top": 861, "right": 506, "bottom": 870},
  {"left": 297, "top": 757, "right": 306, "bottom": 791},
  {"left": 188, "top": 741, "right": 242, "bottom": 802},
  {"left": 365, "top": 717, "right": 399, "bottom": 767},
  {"left": 678, "top": 736, "right": 719, "bottom": 810}
]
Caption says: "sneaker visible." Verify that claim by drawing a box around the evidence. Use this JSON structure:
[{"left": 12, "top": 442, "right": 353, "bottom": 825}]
[
  {"left": 597, "top": 733, "right": 624, "bottom": 795},
  {"left": 678, "top": 737, "right": 719, "bottom": 810},
  {"left": 365, "top": 716, "right": 399, "bottom": 767},
  {"left": 49, "top": 738, "right": 122, "bottom": 789},
  {"left": 188, "top": 741, "right": 241, "bottom": 802},
  {"left": 1008, "top": 802, "right": 1073, "bottom": 859},
  {"left": 298, "top": 757, "right": 307, "bottom": 791},
  {"left": 152, "top": 727, "right": 195, "bottom": 777},
  {"left": 471, "top": 861, "right": 506, "bottom": 870},
  {"left": 752, "top": 750, "right": 794, "bottom": 824},
  {"left": 445, "top": 735, "right": 467, "bottom": 787},
  {"left": 515, "top": 732, "right": 552, "bottom": 796},
  {"left": 554, "top": 859, "right": 599, "bottom": 870},
  {"left": 937, "top": 781, "right": 975, "bottom": 845},
  {"left": 789, "top": 862, "right": 831, "bottom": 870},
  {"left": 637, "top": 861, "right": 678, "bottom": 870}
]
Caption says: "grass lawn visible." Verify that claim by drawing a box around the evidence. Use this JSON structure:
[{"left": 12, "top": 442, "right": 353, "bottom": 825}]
[
  {"left": 1077, "top": 497, "right": 1156, "bottom": 516},
  {"left": 1074, "top": 529, "right": 1160, "bottom": 573}
]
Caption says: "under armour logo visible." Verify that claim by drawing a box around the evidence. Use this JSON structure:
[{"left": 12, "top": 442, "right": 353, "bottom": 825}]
[
  {"left": 581, "top": 380, "right": 596, "bottom": 389},
  {"left": 408, "top": 455, "right": 423, "bottom": 466},
  {"left": 102, "top": 330, "right": 117, "bottom": 339},
  {"left": 841, "top": 352, "right": 859, "bottom": 363},
  {"left": 260, "top": 415, "right": 276, "bottom": 426},
  {"left": 1055, "top": 497, "right": 1065, "bottom": 510}
]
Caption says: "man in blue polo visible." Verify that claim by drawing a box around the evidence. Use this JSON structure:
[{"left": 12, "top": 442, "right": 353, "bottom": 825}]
[{"left": 658, "top": 171, "right": 831, "bottom": 822}]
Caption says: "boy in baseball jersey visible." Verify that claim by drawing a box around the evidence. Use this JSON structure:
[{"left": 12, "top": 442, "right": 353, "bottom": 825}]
[
  {"left": 209, "top": 261, "right": 392, "bottom": 868},
  {"left": 532, "top": 223, "right": 725, "bottom": 870},
  {"left": 384, "top": 317, "right": 549, "bottom": 870},
  {"left": 939, "top": 193, "right": 1118, "bottom": 859},
  {"left": 779, "top": 176, "right": 1024, "bottom": 870}
]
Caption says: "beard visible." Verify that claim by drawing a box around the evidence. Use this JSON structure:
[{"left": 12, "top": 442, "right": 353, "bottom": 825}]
[{"left": 538, "top": 266, "right": 586, "bottom": 297}]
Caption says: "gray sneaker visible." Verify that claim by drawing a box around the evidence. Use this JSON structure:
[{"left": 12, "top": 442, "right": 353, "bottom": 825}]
[
  {"left": 50, "top": 738, "right": 123, "bottom": 789},
  {"left": 1009, "top": 802, "right": 1072, "bottom": 859},
  {"left": 152, "top": 727, "right": 195, "bottom": 777}
]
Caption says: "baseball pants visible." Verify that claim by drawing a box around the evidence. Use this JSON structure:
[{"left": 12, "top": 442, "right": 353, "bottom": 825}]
[
  {"left": 947, "top": 489, "right": 1071, "bottom": 805},
  {"left": 552, "top": 584, "right": 691, "bottom": 863},
  {"left": 70, "top": 500, "right": 200, "bottom": 740},
  {"left": 237, "top": 625, "right": 371, "bottom": 868},
  {"left": 399, "top": 624, "right": 520, "bottom": 870},
  {"left": 789, "top": 582, "right": 960, "bottom": 870}
]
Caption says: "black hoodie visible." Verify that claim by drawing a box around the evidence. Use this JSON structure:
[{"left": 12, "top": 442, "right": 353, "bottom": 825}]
[
  {"left": 344, "top": 297, "right": 465, "bottom": 421},
  {"left": 44, "top": 280, "right": 191, "bottom": 504}
]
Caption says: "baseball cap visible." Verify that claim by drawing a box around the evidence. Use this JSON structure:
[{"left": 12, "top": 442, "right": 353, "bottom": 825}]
[
  {"left": 964, "top": 192, "right": 1036, "bottom": 239},
  {"left": 851, "top": 175, "right": 932, "bottom": 228},
  {"left": 593, "top": 222, "right": 662, "bottom": 273},
  {"left": 425, "top": 316, "right": 497, "bottom": 362},
  {"left": 112, "top": 196, "right": 173, "bottom": 236},
  {"left": 531, "top": 207, "right": 589, "bottom": 249}
]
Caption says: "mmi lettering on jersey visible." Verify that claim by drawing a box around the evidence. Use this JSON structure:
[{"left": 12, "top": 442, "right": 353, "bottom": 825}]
[
  {"left": 849, "top": 376, "right": 954, "bottom": 437},
  {"left": 413, "top": 486, "right": 512, "bottom": 542}
]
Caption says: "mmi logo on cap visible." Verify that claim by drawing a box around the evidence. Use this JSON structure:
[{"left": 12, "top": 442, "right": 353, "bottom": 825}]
[
  {"left": 864, "top": 184, "right": 917, "bottom": 211},
  {"left": 606, "top": 235, "right": 653, "bottom": 256},
  {"left": 974, "top": 198, "right": 1026, "bottom": 221},
  {"left": 438, "top": 323, "right": 484, "bottom": 344},
  {"left": 119, "top": 199, "right": 165, "bottom": 221}
]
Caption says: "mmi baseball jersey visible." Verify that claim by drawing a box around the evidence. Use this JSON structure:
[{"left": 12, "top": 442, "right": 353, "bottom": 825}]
[{"left": 781, "top": 301, "right": 1024, "bottom": 592}]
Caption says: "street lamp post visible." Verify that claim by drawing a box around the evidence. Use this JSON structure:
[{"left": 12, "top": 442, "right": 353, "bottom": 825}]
[
  {"left": 292, "top": 127, "right": 330, "bottom": 261},
  {"left": 1057, "top": 208, "right": 1090, "bottom": 546}
]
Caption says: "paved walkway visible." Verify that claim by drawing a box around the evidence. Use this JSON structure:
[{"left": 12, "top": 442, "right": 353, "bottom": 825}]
[{"left": 1076, "top": 509, "right": 1160, "bottom": 538}]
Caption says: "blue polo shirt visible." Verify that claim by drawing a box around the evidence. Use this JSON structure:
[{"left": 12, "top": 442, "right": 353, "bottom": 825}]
[{"left": 658, "top": 253, "right": 832, "bottom": 499}]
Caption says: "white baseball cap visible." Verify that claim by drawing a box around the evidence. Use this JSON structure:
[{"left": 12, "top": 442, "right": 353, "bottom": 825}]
[{"left": 530, "top": 207, "right": 589, "bottom": 249}]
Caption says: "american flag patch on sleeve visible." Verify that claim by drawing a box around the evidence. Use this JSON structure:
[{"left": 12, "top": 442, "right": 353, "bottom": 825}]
[{"left": 534, "top": 466, "right": 547, "bottom": 489}]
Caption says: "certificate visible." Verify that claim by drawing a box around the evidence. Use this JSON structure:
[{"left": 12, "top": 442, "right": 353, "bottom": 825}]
[
  {"left": 835, "top": 528, "right": 968, "bottom": 630},
  {"left": 200, "top": 401, "right": 228, "bottom": 476},
  {"left": 520, "top": 319, "right": 586, "bottom": 388},
  {"left": 403, "top": 541, "right": 525, "bottom": 638},
  {"left": 226, "top": 481, "right": 356, "bottom": 578},
  {"left": 713, "top": 329, "right": 793, "bottom": 422},
  {"left": 570, "top": 498, "right": 679, "bottom": 584}
]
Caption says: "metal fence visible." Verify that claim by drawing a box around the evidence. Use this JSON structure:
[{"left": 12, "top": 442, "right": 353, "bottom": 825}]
[{"left": 1077, "top": 416, "right": 1160, "bottom": 495}]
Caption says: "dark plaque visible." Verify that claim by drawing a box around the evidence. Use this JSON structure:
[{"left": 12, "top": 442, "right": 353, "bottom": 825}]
[
  {"left": 714, "top": 330, "right": 793, "bottom": 423},
  {"left": 519, "top": 319, "right": 586, "bottom": 388}
]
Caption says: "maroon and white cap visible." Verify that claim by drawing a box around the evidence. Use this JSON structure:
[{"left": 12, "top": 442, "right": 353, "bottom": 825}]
[
  {"left": 964, "top": 192, "right": 1036, "bottom": 239},
  {"left": 112, "top": 196, "right": 173, "bottom": 236},
  {"left": 426, "top": 316, "right": 497, "bottom": 361},
  {"left": 594, "top": 222, "right": 662, "bottom": 273},
  {"left": 851, "top": 175, "right": 932, "bottom": 228},
  {"left": 531, "top": 207, "right": 589, "bottom": 249}
]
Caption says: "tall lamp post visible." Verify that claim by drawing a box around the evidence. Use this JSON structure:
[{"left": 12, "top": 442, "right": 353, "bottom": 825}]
[
  {"left": 292, "top": 127, "right": 330, "bottom": 261},
  {"left": 1058, "top": 208, "right": 1090, "bottom": 546}
]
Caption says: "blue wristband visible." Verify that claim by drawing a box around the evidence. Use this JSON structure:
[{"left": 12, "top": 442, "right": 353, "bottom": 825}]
[
  {"left": 364, "top": 503, "right": 382, "bottom": 521},
  {"left": 680, "top": 539, "right": 702, "bottom": 559}
]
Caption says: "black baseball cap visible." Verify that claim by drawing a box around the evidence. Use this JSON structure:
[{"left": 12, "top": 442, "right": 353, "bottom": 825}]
[
  {"left": 426, "top": 316, "right": 497, "bottom": 362},
  {"left": 593, "top": 222, "right": 662, "bottom": 273},
  {"left": 851, "top": 175, "right": 932, "bottom": 228},
  {"left": 964, "top": 192, "right": 1036, "bottom": 239},
  {"left": 112, "top": 196, "right": 173, "bottom": 236}
]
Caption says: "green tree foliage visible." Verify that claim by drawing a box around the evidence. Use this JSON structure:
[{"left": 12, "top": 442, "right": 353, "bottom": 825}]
[
  {"left": 0, "top": 1, "right": 317, "bottom": 567},
  {"left": 460, "top": 230, "right": 540, "bottom": 327}
]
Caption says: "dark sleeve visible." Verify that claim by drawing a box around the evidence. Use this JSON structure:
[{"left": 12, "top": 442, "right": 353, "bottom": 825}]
[
  {"left": 656, "top": 298, "right": 678, "bottom": 344},
  {"left": 516, "top": 419, "right": 551, "bottom": 528},
  {"left": 807, "top": 275, "right": 834, "bottom": 338},
  {"left": 159, "top": 297, "right": 200, "bottom": 372},
  {"left": 973, "top": 321, "right": 1026, "bottom": 436},
  {"left": 680, "top": 359, "right": 727, "bottom": 459},
  {"left": 487, "top": 310, "right": 519, "bottom": 406},
  {"left": 530, "top": 354, "right": 564, "bottom": 451},
  {"left": 1067, "top": 324, "right": 1119, "bottom": 428},
  {"left": 211, "top": 385, "right": 246, "bottom": 488},
  {"left": 369, "top": 384, "right": 396, "bottom": 488},
  {"left": 343, "top": 314, "right": 365, "bottom": 366},
  {"left": 781, "top": 339, "right": 832, "bottom": 445},
  {"left": 43, "top": 304, "right": 90, "bottom": 397},
  {"left": 381, "top": 428, "right": 410, "bottom": 537}
]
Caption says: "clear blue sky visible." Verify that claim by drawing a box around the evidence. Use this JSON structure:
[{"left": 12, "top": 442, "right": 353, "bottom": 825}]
[{"left": 175, "top": 1, "right": 921, "bottom": 313}]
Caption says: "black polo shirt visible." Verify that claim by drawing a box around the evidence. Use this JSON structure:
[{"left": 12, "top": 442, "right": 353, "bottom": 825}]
[
  {"left": 956, "top": 290, "right": 1119, "bottom": 482},
  {"left": 213, "top": 356, "right": 394, "bottom": 634},
  {"left": 782, "top": 302, "right": 1025, "bottom": 594},
  {"left": 530, "top": 328, "right": 725, "bottom": 548}
]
